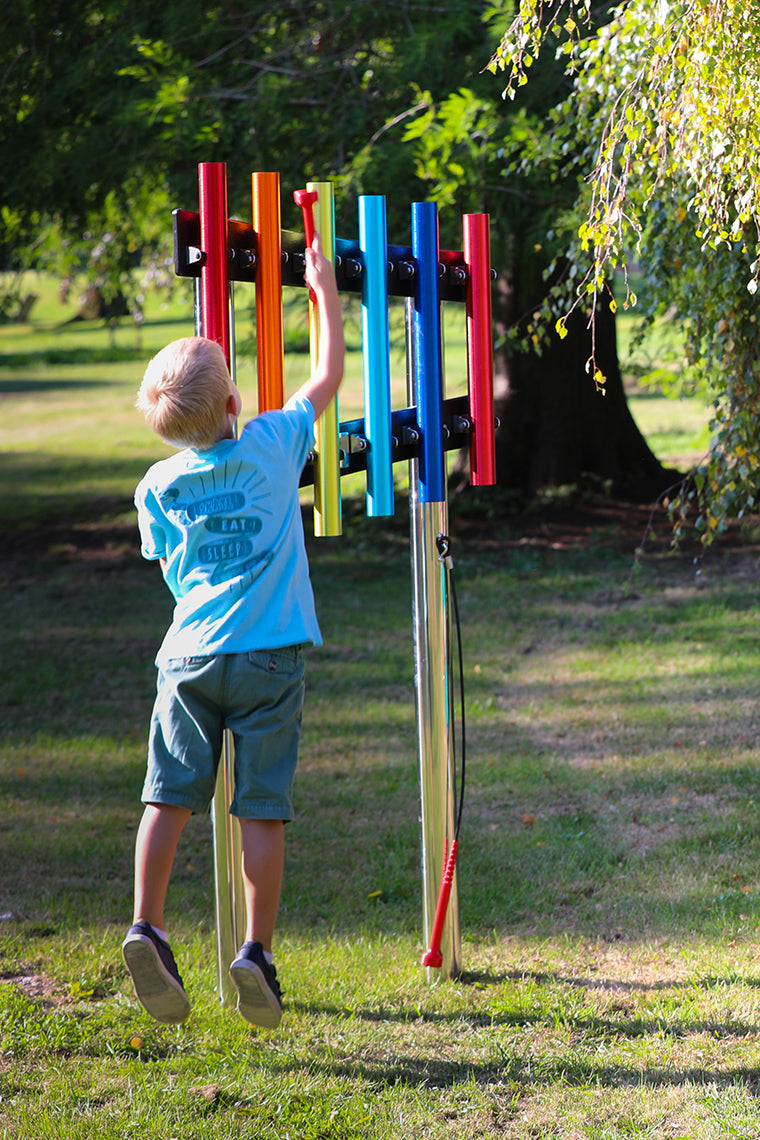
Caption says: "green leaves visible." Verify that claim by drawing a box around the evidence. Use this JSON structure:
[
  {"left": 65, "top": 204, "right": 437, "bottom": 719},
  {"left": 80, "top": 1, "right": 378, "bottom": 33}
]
[
  {"left": 492, "top": 0, "right": 760, "bottom": 539},
  {"left": 489, "top": 0, "right": 592, "bottom": 91},
  {"left": 401, "top": 85, "right": 501, "bottom": 213}
]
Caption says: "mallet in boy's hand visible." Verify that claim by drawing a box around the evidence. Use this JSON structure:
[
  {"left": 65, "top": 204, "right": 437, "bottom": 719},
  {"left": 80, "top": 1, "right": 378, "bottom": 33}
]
[
  {"left": 293, "top": 189, "right": 319, "bottom": 302},
  {"left": 293, "top": 188, "right": 318, "bottom": 247}
]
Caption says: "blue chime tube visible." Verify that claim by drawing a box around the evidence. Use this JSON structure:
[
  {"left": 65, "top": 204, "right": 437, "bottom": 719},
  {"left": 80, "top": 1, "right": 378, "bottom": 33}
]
[
  {"left": 358, "top": 195, "right": 394, "bottom": 517},
  {"left": 411, "top": 202, "right": 446, "bottom": 505}
]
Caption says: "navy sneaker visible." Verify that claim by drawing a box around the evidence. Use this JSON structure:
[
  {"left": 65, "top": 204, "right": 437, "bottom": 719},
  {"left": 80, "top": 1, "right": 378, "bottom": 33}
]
[
  {"left": 122, "top": 921, "right": 191, "bottom": 1024},
  {"left": 229, "top": 941, "right": 283, "bottom": 1028}
]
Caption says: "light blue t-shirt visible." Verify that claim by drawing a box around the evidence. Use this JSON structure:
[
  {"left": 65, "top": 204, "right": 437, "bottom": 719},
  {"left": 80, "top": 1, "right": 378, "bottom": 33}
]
[{"left": 135, "top": 393, "right": 321, "bottom": 668}]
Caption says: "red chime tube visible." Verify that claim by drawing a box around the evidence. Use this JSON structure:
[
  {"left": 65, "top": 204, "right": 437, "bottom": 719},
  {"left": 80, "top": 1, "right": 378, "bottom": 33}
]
[
  {"left": 463, "top": 214, "right": 496, "bottom": 486},
  {"left": 198, "top": 162, "right": 231, "bottom": 364}
]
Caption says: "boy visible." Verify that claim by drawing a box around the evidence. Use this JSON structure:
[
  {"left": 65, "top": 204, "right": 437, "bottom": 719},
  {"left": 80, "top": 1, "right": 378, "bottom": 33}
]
[{"left": 122, "top": 234, "right": 344, "bottom": 1028}]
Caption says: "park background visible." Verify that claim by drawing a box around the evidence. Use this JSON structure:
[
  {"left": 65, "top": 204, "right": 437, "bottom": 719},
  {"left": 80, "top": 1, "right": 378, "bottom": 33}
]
[{"left": 4, "top": 2, "right": 760, "bottom": 1137}]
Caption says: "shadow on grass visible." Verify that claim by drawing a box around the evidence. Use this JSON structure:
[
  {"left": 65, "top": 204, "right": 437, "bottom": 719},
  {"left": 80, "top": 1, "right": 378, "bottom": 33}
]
[
  {"left": 0, "top": 313, "right": 196, "bottom": 373},
  {"left": 265, "top": 1035, "right": 760, "bottom": 1093},
  {"left": 459, "top": 966, "right": 756, "bottom": 994},
  {"left": 288, "top": 992, "right": 760, "bottom": 1037},
  {"left": 0, "top": 454, "right": 162, "bottom": 535},
  {"left": 0, "top": 377, "right": 124, "bottom": 395}
]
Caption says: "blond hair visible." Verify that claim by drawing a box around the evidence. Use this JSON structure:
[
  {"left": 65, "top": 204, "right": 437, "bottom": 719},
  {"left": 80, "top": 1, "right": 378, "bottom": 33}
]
[{"left": 136, "top": 337, "right": 233, "bottom": 449}]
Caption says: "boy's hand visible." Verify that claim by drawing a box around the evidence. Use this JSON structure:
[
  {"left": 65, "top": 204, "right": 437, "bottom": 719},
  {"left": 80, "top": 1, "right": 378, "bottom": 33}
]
[{"left": 304, "top": 232, "right": 338, "bottom": 303}]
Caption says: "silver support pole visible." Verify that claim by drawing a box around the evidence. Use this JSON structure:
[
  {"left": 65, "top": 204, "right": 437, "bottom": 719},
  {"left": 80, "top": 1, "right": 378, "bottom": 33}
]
[
  {"left": 212, "top": 735, "right": 245, "bottom": 1005},
  {"left": 406, "top": 298, "right": 461, "bottom": 981}
]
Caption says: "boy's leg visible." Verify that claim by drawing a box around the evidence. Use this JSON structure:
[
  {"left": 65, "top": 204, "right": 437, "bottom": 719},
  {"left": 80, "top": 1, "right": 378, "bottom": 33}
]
[
  {"left": 132, "top": 802, "right": 192, "bottom": 930},
  {"left": 228, "top": 818, "right": 285, "bottom": 1028},
  {"left": 238, "top": 817, "right": 285, "bottom": 950},
  {"left": 122, "top": 802, "right": 192, "bottom": 1024}
]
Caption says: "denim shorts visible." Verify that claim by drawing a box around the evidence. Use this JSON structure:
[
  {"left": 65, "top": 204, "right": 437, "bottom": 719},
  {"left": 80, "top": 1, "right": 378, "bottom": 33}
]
[{"left": 142, "top": 646, "right": 305, "bottom": 820}]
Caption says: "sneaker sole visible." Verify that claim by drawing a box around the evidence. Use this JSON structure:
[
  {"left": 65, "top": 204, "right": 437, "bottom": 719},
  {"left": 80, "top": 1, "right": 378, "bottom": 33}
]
[
  {"left": 228, "top": 959, "right": 282, "bottom": 1028},
  {"left": 122, "top": 934, "right": 191, "bottom": 1024}
]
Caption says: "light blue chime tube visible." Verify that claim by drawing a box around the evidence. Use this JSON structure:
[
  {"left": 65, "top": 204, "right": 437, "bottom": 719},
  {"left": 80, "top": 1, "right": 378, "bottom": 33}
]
[
  {"left": 358, "top": 195, "right": 395, "bottom": 517},
  {"left": 407, "top": 201, "right": 460, "bottom": 979}
]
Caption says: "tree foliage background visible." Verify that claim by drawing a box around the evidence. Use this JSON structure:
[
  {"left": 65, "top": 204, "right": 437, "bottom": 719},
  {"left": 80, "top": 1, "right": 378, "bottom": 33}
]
[
  {"left": 2, "top": 1, "right": 496, "bottom": 293},
  {"left": 492, "top": 0, "right": 760, "bottom": 539},
  {"left": 7, "top": 0, "right": 753, "bottom": 519}
]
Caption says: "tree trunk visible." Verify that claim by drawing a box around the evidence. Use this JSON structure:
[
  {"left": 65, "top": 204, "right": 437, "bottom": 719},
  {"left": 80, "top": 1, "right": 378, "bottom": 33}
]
[{"left": 485, "top": 270, "right": 680, "bottom": 503}]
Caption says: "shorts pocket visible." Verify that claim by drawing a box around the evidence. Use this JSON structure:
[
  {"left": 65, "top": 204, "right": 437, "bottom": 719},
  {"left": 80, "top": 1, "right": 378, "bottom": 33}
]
[
  {"left": 165, "top": 655, "right": 214, "bottom": 672},
  {"left": 247, "top": 646, "right": 302, "bottom": 676}
]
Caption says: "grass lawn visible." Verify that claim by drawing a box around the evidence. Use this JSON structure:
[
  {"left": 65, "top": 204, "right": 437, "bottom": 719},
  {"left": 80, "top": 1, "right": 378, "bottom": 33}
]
[{"left": 2, "top": 275, "right": 759, "bottom": 1138}]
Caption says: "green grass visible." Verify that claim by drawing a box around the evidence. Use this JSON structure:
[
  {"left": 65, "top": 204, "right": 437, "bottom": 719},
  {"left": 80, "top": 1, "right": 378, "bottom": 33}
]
[{"left": 1, "top": 275, "right": 758, "bottom": 1138}]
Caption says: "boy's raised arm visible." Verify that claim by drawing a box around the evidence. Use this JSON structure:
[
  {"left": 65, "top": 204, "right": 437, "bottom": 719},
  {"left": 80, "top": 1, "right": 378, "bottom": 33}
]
[{"left": 295, "top": 233, "right": 345, "bottom": 421}]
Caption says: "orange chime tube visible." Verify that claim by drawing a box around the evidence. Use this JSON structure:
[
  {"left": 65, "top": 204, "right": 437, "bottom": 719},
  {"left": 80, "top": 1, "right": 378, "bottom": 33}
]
[{"left": 252, "top": 172, "right": 285, "bottom": 412}]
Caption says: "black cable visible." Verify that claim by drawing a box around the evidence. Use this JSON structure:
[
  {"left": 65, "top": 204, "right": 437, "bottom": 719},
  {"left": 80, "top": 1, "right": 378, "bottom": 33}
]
[{"left": 436, "top": 533, "right": 466, "bottom": 843}]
